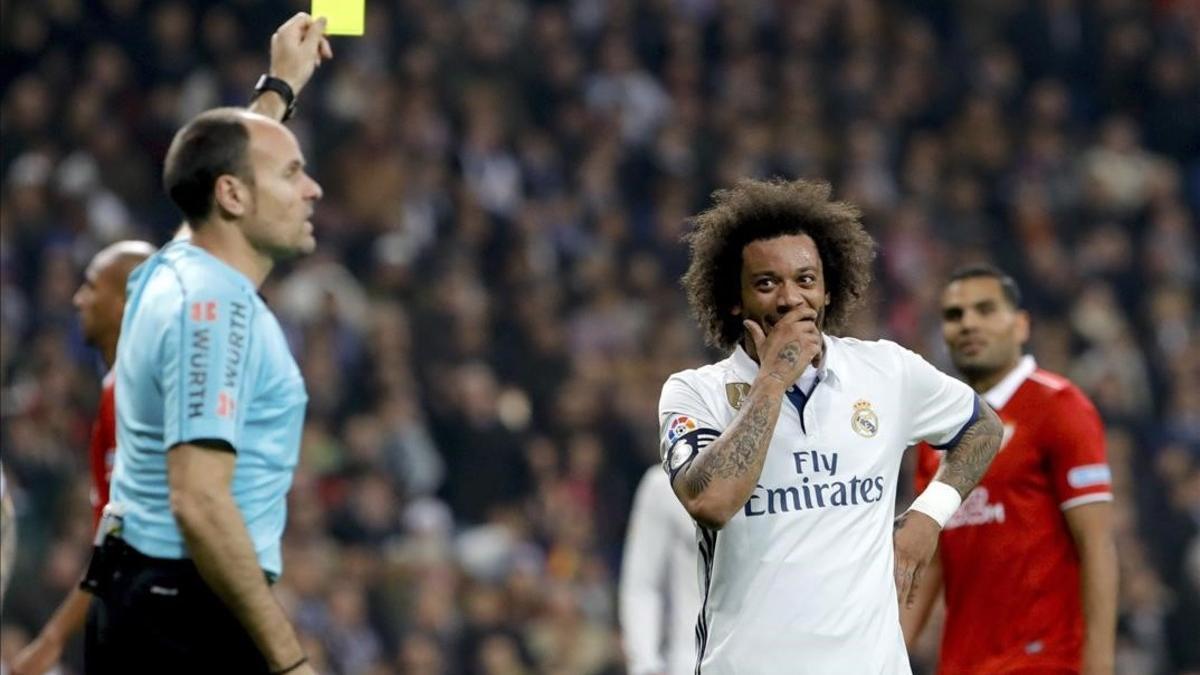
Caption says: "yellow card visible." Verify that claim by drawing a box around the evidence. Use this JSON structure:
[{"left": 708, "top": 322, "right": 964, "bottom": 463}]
[{"left": 312, "top": 0, "right": 364, "bottom": 36}]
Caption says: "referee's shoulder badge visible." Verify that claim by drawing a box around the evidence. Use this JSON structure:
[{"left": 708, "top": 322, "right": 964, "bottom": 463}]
[
  {"left": 851, "top": 399, "right": 879, "bottom": 437},
  {"left": 726, "top": 382, "right": 751, "bottom": 410}
]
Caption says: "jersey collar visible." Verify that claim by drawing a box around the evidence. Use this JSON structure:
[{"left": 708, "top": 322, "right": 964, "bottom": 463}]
[
  {"left": 178, "top": 240, "right": 259, "bottom": 294},
  {"left": 730, "top": 334, "right": 842, "bottom": 390},
  {"left": 983, "top": 354, "right": 1037, "bottom": 409}
]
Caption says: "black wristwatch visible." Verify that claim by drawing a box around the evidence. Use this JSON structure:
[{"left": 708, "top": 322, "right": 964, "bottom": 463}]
[{"left": 252, "top": 74, "right": 297, "bottom": 122}]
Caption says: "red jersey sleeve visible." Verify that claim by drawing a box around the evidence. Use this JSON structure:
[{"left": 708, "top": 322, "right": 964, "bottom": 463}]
[
  {"left": 913, "top": 442, "right": 939, "bottom": 494},
  {"left": 1043, "top": 385, "right": 1111, "bottom": 510},
  {"left": 89, "top": 374, "right": 117, "bottom": 529}
]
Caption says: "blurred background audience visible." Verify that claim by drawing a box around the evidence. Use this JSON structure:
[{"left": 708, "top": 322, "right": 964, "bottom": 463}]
[{"left": 1, "top": 0, "right": 1197, "bottom": 673}]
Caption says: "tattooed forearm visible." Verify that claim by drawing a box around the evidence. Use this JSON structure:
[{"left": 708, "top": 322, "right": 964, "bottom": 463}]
[
  {"left": 936, "top": 403, "right": 1003, "bottom": 498},
  {"left": 680, "top": 390, "right": 777, "bottom": 500}
]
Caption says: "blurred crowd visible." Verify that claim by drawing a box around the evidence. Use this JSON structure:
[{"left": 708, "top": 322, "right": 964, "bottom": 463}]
[{"left": 1, "top": 0, "right": 1198, "bottom": 673}]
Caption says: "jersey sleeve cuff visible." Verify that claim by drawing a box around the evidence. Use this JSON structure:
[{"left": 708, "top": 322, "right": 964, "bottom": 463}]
[
  {"left": 930, "top": 395, "right": 981, "bottom": 450},
  {"left": 1060, "top": 492, "right": 1113, "bottom": 511},
  {"left": 664, "top": 427, "right": 720, "bottom": 481},
  {"left": 168, "top": 438, "right": 237, "bottom": 454}
]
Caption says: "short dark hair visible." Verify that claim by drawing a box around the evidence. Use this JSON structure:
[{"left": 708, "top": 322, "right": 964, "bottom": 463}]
[
  {"left": 162, "top": 107, "right": 254, "bottom": 224},
  {"left": 947, "top": 263, "right": 1023, "bottom": 308},
  {"left": 682, "top": 178, "right": 877, "bottom": 349}
]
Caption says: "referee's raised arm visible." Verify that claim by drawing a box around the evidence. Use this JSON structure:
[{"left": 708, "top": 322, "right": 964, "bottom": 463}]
[{"left": 248, "top": 13, "right": 332, "bottom": 123}]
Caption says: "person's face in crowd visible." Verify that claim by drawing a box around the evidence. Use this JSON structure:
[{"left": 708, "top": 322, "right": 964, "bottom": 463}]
[
  {"left": 241, "top": 118, "right": 323, "bottom": 259},
  {"left": 734, "top": 233, "right": 831, "bottom": 340},
  {"left": 940, "top": 276, "right": 1029, "bottom": 383},
  {"left": 73, "top": 251, "right": 131, "bottom": 347}
]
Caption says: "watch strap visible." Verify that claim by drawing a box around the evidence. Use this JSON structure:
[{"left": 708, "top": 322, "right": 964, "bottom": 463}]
[{"left": 252, "top": 74, "right": 297, "bottom": 122}]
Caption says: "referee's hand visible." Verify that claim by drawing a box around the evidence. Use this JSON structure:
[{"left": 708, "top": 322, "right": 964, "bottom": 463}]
[
  {"left": 893, "top": 509, "right": 940, "bottom": 608},
  {"left": 269, "top": 13, "right": 334, "bottom": 96}
]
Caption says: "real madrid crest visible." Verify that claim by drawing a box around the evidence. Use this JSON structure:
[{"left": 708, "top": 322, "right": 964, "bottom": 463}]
[
  {"left": 726, "top": 383, "right": 751, "bottom": 410},
  {"left": 851, "top": 399, "right": 879, "bottom": 437}
]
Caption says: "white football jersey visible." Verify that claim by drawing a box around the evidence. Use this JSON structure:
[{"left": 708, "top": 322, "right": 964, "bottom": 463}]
[
  {"left": 658, "top": 336, "right": 977, "bottom": 675},
  {"left": 621, "top": 466, "right": 703, "bottom": 675}
]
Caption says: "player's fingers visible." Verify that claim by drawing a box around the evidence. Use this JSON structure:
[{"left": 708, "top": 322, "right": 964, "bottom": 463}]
[
  {"left": 776, "top": 305, "right": 817, "bottom": 326},
  {"left": 894, "top": 558, "right": 914, "bottom": 600},
  {"left": 906, "top": 565, "right": 924, "bottom": 608},
  {"left": 902, "top": 570, "right": 915, "bottom": 603},
  {"left": 743, "top": 320, "right": 766, "bottom": 353},
  {"left": 795, "top": 303, "right": 819, "bottom": 320},
  {"left": 906, "top": 581, "right": 921, "bottom": 608}
]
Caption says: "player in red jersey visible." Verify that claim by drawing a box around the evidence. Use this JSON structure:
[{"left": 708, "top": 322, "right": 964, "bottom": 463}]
[
  {"left": 901, "top": 264, "right": 1118, "bottom": 675},
  {"left": 85, "top": 370, "right": 117, "bottom": 530},
  {"left": 12, "top": 241, "right": 154, "bottom": 674}
]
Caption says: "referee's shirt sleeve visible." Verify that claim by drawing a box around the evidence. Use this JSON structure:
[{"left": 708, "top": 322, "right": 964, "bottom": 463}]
[
  {"left": 161, "top": 285, "right": 255, "bottom": 451},
  {"left": 894, "top": 343, "right": 979, "bottom": 449}
]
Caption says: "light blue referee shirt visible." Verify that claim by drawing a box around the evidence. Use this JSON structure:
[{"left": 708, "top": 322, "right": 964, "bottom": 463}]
[{"left": 110, "top": 240, "right": 307, "bottom": 577}]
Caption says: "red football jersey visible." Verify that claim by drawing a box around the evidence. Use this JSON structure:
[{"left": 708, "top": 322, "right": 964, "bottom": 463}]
[
  {"left": 915, "top": 357, "right": 1111, "bottom": 674},
  {"left": 88, "top": 370, "right": 117, "bottom": 529}
]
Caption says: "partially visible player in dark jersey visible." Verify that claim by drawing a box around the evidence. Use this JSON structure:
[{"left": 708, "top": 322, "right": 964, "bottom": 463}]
[
  {"left": 12, "top": 241, "right": 153, "bottom": 674},
  {"left": 901, "top": 264, "right": 1118, "bottom": 675}
]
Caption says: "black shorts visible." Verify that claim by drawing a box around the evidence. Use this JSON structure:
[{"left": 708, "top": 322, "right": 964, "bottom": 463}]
[{"left": 83, "top": 538, "right": 270, "bottom": 675}]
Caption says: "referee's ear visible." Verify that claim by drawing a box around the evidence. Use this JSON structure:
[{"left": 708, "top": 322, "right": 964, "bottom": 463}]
[{"left": 213, "top": 174, "right": 251, "bottom": 219}]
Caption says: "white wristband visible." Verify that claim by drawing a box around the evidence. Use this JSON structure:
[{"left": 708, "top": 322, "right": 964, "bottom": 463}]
[{"left": 908, "top": 480, "right": 962, "bottom": 528}]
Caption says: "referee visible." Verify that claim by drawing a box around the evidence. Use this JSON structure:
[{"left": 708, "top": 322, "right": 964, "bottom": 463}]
[{"left": 83, "top": 15, "right": 330, "bottom": 675}]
